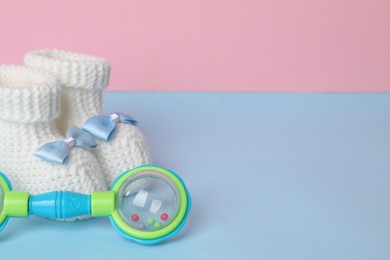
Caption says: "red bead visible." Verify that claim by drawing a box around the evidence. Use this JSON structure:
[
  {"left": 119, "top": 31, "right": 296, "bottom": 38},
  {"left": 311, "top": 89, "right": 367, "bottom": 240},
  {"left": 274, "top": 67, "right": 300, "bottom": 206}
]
[
  {"left": 161, "top": 213, "right": 168, "bottom": 221},
  {"left": 131, "top": 214, "right": 139, "bottom": 222}
]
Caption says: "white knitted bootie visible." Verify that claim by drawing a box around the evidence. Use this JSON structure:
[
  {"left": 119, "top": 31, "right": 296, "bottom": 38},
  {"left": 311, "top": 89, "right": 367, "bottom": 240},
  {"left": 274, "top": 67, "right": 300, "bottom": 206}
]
[
  {"left": 24, "top": 50, "right": 152, "bottom": 187},
  {"left": 0, "top": 65, "right": 107, "bottom": 195}
]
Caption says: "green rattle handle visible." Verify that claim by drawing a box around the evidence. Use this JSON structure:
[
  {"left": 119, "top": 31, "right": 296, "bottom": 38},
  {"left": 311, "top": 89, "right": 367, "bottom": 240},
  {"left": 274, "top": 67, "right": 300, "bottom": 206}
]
[
  {"left": 3, "top": 191, "right": 29, "bottom": 217},
  {"left": 91, "top": 191, "right": 115, "bottom": 217}
]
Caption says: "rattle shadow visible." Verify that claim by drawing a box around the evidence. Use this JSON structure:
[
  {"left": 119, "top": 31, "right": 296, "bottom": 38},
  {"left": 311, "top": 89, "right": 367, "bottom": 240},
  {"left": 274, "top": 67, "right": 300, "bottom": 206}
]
[{"left": 0, "top": 215, "right": 107, "bottom": 242}]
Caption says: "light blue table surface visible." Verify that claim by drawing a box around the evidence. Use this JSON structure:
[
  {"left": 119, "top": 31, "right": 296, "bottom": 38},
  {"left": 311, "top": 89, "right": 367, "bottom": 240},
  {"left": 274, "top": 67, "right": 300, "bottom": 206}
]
[{"left": 1, "top": 92, "right": 389, "bottom": 260}]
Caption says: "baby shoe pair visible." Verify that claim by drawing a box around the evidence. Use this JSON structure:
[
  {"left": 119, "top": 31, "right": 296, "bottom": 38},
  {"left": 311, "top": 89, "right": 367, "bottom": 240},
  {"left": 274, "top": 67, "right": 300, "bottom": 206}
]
[{"left": 0, "top": 50, "right": 152, "bottom": 197}]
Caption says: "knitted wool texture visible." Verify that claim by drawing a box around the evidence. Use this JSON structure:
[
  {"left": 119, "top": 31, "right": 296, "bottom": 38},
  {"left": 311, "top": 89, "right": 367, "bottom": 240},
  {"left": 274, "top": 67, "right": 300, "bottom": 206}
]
[
  {"left": 24, "top": 50, "right": 152, "bottom": 187},
  {"left": 0, "top": 65, "right": 107, "bottom": 195}
]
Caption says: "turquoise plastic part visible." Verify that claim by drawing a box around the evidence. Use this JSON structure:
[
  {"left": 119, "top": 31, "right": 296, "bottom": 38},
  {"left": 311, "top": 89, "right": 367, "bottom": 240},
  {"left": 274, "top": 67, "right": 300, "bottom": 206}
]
[
  {"left": 29, "top": 191, "right": 91, "bottom": 219},
  {"left": 0, "top": 172, "right": 12, "bottom": 190},
  {"left": 0, "top": 216, "right": 9, "bottom": 233}
]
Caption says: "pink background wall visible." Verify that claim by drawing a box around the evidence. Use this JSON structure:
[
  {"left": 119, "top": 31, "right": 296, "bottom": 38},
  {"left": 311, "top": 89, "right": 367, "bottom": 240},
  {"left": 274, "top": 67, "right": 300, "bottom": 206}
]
[{"left": 1, "top": 0, "right": 389, "bottom": 92}]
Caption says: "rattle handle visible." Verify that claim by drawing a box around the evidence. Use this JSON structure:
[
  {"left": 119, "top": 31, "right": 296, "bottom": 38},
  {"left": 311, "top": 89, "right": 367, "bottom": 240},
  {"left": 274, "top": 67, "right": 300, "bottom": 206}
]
[{"left": 29, "top": 191, "right": 91, "bottom": 219}]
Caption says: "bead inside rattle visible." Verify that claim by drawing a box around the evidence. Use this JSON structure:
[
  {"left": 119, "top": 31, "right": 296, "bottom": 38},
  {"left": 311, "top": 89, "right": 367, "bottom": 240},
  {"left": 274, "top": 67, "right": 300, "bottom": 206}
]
[
  {"left": 109, "top": 166, "right": 190, "bottom": 242},
  {"left": 118, "top": 170, "right": 180, "bottom": 231}
]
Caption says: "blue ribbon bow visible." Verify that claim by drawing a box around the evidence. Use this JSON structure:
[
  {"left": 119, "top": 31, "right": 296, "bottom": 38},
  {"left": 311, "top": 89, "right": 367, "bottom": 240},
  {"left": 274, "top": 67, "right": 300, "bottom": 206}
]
[
  {"left": 34, "top": 125, "right": 97, "bottom": 164},
  {"left": 82, "top": 112, "right": 138, "bottom": 141}
]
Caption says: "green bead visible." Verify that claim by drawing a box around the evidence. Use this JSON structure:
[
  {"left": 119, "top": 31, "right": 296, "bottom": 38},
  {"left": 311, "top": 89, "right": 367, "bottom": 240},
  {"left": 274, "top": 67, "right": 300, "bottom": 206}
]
[
  {"left": 147, "top": 217, "right": 155, "bottom": 225},
  {"left": 154, "top": 221, "right": 162, "bottom": 228}
]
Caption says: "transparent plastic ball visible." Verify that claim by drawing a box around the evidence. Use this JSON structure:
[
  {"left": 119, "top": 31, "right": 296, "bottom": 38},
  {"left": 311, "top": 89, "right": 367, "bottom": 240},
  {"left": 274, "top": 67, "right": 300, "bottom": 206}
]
[{"left": 116, "top": 170, "right": 181, "bottom": 232}]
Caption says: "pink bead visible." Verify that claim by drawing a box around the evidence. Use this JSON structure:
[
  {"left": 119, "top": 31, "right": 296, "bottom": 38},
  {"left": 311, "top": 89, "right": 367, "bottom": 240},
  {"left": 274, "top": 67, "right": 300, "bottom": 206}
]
[
  {"left": 161, "top": 213, "right": 168, "bottom": 221},
  {"left": 131, "top": 214, "right": 139, "bottom": 222}
]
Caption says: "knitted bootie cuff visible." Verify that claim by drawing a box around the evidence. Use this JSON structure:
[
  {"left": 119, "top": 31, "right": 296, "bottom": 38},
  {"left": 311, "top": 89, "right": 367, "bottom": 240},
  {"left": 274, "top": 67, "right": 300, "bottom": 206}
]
[
  {"left": 0, "top": 65, "right": 60, "bottom": 123},
  {"left": 24, "top": 49, "right": 110, "bottom": 90}
]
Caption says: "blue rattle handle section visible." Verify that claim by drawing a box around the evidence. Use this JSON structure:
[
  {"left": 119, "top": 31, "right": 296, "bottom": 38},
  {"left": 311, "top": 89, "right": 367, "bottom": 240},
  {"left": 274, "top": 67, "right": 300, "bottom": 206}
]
[{"left": 29, "top": 191, "right": 91, "bottom": 219}]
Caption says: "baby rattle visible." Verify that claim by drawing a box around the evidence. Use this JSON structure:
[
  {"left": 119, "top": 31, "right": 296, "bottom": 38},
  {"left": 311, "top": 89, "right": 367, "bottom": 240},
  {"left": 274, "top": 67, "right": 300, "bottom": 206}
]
[{"left": 0, "top": 165, "right": 191, "bottom": 244}]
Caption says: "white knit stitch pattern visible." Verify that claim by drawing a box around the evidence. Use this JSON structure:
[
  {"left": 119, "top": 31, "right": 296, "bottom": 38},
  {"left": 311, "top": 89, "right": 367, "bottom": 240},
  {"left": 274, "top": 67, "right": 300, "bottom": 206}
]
[
  {"left": 24, "top": 49, "right": 110, "bottom": 90},
  {"left": 0, "top": 66, "right": 107, "bottom": 198},
  {"left": 0, "top": 66, "right": 59, "bottom": 123},
  {"left": 24, "top": 50, "right": 152, "bottom": 187},
  {"left": 94, "top": 124, "right": 152, "bottom": 187},
  {"left": 56, "top": 87, "right": 102, "bottom": 134}
]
